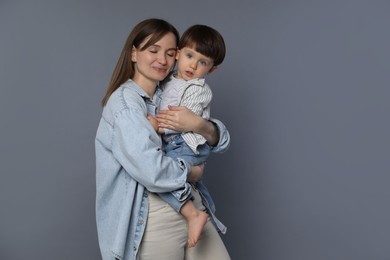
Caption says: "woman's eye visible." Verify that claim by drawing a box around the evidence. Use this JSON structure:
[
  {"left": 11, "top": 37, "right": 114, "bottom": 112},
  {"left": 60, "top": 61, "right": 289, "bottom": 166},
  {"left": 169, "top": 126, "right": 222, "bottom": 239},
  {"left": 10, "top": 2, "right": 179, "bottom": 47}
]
[{"left": 167, "top": 52, "right": 175, "bottom": 57}]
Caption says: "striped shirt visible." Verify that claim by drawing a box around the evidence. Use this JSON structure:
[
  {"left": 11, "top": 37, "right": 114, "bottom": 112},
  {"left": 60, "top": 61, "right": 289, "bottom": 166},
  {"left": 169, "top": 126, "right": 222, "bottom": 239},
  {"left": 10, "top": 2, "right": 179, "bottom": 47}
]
[{"left": 159, "top": 74, "right": 213, "bottom": 154}]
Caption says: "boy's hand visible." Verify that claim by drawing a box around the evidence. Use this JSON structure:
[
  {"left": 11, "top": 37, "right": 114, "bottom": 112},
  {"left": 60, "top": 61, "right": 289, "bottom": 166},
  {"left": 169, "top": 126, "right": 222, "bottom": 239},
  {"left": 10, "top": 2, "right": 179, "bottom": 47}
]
[
  {"left": 157, "top": 106, "right": 202, "bottom": 133},
  {"left": 157, "top": 106, "right": 219, "bottom": 146}
]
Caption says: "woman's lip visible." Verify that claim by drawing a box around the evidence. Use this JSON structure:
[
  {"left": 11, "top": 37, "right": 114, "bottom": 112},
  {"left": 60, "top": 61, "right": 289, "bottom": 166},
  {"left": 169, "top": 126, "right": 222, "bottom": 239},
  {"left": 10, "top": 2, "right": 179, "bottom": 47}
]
[{"left": 153, "top": 66, "right": 168, "bottom": 73}]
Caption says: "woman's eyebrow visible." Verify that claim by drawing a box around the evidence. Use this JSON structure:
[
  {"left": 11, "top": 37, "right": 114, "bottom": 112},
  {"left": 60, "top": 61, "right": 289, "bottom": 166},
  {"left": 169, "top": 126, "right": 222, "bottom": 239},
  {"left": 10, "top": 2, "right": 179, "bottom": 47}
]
[{"left": 147, "top": 44, "right": 176, "bottom": 52}]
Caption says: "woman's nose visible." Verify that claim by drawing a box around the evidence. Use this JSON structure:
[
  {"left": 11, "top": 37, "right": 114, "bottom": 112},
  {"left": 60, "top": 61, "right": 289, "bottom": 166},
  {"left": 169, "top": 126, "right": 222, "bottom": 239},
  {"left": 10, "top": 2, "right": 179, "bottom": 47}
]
[{"left": 157, "top": 53, "right": 167, "bottom": 64}]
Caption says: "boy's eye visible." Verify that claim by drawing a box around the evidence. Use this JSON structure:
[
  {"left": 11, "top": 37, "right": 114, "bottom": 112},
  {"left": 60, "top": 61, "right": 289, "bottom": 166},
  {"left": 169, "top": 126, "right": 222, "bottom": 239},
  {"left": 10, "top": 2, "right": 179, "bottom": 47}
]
[{"left": 200, "top": 59, "right": 212, "bottom": 66}]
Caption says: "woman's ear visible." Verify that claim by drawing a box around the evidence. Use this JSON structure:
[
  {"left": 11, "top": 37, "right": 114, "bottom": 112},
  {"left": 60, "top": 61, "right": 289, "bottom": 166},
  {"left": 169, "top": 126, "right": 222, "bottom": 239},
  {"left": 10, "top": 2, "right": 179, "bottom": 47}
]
[{"left": 131, "top": 46, "right": 137, "bottom": 62}]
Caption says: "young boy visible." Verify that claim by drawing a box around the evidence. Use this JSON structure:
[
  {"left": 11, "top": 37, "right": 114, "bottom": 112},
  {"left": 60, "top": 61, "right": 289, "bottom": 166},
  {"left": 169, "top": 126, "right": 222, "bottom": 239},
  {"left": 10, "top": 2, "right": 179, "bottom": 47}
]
[{"left": 148, "top": 24, "right": 226, "bottom": 248}]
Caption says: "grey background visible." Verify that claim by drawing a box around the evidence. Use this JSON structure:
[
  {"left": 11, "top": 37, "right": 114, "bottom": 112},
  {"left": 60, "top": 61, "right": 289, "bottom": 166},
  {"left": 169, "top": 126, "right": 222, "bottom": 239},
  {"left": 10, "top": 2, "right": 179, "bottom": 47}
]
[{"left": 1, "top": 0, "right": 389, "bottom": 259}]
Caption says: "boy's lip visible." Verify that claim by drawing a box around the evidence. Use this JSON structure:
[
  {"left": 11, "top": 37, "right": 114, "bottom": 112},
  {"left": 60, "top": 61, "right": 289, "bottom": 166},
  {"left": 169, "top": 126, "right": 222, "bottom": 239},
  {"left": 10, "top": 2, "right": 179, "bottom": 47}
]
[{"left": 185, "top": 70, "right": 194, "bottom": 77}]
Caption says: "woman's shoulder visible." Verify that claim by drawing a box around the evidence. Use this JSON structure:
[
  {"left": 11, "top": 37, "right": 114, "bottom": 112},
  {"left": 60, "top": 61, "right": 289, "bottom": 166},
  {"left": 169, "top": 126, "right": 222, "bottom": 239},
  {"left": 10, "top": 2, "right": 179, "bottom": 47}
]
[{"left": 103, "top": 80, "right": 147, "bottom": 117}]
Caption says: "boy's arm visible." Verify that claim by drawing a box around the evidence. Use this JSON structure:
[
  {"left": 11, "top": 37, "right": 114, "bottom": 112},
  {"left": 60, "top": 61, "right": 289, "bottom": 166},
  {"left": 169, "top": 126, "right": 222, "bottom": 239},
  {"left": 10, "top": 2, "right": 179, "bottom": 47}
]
[
  {"left": 179, "top": 84, "right": 212, "bottom": 117},
  {"left": 156, "top": 106, "right": 221, "bottom": 146},
  {"left": 161, "top": 84, "right": 212, "bottom": 135}
]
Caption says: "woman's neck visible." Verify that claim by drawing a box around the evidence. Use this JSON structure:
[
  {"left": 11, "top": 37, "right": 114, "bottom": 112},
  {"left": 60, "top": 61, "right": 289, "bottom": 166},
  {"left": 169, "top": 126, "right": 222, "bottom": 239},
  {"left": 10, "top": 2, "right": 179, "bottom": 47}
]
[{"left": 132, "top": 75, "right": 157, "bottom": 98}]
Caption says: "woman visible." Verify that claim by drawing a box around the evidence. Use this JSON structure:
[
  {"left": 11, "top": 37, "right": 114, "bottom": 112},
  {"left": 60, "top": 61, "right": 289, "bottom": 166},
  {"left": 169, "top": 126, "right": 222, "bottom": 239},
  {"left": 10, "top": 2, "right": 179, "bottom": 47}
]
[{"left": 95, "top": 18, "right": 230, "bottom": 260}]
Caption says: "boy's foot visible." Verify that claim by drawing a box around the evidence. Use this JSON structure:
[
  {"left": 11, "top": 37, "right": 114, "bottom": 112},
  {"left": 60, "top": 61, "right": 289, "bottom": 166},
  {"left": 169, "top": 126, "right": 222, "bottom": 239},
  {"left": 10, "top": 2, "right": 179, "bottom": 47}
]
[{"left": 187, "top": 211, "right": 208, "bottom": 248}]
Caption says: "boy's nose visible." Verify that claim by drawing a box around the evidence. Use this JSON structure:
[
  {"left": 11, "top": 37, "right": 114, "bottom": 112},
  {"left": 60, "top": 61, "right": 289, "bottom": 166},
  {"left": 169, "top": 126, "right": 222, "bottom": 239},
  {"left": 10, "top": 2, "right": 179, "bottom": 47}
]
[{"left": 190, "top": 61, "right": 197, "bottom": 69}]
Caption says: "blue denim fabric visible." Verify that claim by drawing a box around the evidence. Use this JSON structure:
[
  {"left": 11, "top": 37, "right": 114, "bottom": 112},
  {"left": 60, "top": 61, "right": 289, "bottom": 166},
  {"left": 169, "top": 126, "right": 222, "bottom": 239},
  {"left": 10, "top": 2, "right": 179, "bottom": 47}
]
[
  {"left": 196, "top": 180, "right": 227, "bottom": 234},
  {"left": 95, "top": 79, "right": 230, "bottom": 260},
  {"left": 164, "top": 134, "right": 211, "bottom": 165},
  {"left": 158, "top": 135, "right": 211, "bottom": 211}
]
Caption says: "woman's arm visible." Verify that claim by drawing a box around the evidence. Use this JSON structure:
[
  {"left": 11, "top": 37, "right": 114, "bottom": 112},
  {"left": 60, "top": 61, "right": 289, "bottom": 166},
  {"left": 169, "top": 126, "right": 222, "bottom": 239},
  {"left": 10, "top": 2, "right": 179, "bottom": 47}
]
[
  {"left": 156, "top": 106, "right": 219, "bottom": 146},
  {"left": 109, "top": 98, "right": 190, "bottom": 193}
]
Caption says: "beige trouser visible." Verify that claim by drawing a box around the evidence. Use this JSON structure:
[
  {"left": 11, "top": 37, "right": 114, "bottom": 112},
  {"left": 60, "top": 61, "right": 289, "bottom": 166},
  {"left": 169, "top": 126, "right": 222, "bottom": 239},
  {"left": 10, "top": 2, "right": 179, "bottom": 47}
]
[{"left": 138, "top": 188, "right": 231, "bottom": 260}]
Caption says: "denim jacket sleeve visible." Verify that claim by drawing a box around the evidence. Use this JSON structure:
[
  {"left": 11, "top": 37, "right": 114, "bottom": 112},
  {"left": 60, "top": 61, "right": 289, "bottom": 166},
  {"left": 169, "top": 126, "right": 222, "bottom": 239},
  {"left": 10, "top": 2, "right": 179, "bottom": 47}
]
[
  {"left": 108, "top": 87, "right": 191, "bottom": 193},
  {"left": 209, "top": 118, "right": 230, "bottom": 154}
]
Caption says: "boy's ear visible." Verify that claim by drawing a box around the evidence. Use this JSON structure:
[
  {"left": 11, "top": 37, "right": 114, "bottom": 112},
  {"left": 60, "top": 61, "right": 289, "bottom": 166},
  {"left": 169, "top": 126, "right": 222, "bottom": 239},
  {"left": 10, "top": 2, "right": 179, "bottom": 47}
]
[
  {"left": 175, "top": 49, "right": 180, "bottom": 60},
  {"left": 208, "top": 66, "right": 218, "bottom": 74}
]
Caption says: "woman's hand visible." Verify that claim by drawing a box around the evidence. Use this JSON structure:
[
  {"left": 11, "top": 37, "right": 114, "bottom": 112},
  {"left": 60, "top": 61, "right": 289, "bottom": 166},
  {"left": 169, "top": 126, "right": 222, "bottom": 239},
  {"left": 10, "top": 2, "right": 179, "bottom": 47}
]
[
  {"left": 147, "top": 114, "right": 165, "bottom": 134},
  {"left": 157, "top": 106, "right": 219, "bottom": 146},
  {"left": 147, "top": 115, "right": 159, "bottom": 132},
  {"left": 187, "top": 163, "right": 205, "bottom": 183}
]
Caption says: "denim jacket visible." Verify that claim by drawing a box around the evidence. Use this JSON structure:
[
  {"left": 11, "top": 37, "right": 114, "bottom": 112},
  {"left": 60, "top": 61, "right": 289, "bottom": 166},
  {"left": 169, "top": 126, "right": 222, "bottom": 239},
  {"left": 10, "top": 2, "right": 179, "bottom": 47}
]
[{"left": 95, "top": 79, "right": 230, "bottom": 260}]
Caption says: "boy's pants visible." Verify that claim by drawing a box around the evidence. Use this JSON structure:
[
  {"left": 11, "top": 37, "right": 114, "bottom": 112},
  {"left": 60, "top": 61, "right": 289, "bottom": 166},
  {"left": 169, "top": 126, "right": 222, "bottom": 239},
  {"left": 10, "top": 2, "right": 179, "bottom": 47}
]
[{"left": 159, "top": 134, "right": 211, "bottom": 212}]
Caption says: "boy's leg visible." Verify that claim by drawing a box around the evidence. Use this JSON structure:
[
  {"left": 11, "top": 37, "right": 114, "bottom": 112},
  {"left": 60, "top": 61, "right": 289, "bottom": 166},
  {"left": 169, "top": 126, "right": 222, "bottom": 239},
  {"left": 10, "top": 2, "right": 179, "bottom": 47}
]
[
  {"left": 185, "top": 220, "right": 231, "bottom": 260},
  {"left": 158, "top": 192, "right": 187, "bottom": 212},
  {"left": 162, "top": 137, "right": 211, "bottom": 247},
  {"left": 164, "top": 135, "right": 210, "bottom": 166},
  {"left": 158, "top": 192, "right": 208, "bottom": 248},
  {"left": 185, "top": 188, "right": 231, "bottom": 260},
  {"left": 180, "top": 200, "right": 208, "bottom": 248}
]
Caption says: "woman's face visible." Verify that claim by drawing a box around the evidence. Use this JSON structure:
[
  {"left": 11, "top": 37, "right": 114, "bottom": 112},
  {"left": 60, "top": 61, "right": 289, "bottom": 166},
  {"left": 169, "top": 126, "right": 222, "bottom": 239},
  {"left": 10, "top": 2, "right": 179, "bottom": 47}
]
[{"left": 132, "top": 32, "right": 177, "bottom": 86}]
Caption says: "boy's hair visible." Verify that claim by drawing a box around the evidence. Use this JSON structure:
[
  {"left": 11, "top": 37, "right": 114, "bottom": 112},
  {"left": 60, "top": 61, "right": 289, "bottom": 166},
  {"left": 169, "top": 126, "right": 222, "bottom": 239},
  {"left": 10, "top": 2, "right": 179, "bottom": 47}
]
[{"left": 179, "top": 25, "right": 226, "bottom": 66}]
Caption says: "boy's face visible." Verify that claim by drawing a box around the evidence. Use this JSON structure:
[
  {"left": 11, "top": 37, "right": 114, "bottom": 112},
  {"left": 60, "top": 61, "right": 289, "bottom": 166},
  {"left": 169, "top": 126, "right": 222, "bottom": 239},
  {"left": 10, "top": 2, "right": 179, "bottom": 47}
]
[{"left": 176, "top": 47, "right": 216, "bottom": 80}]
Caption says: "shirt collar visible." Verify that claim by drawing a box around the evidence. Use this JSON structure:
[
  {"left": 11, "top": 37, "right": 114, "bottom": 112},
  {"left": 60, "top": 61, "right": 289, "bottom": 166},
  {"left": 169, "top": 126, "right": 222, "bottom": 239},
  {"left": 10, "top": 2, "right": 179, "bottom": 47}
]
[{"left": 170, "top": 72, "right": 206, "bottom": 86}]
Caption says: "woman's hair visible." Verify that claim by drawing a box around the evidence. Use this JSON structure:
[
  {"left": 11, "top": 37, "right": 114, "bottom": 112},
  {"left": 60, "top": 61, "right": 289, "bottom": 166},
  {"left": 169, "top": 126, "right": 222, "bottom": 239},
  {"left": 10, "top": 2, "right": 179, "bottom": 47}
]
[
  {"left": 102, "top": 18, "right": 179, "bottom": 106},
  {"left": 178, "top": 24, "right": 226, "bottom": 66}
]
